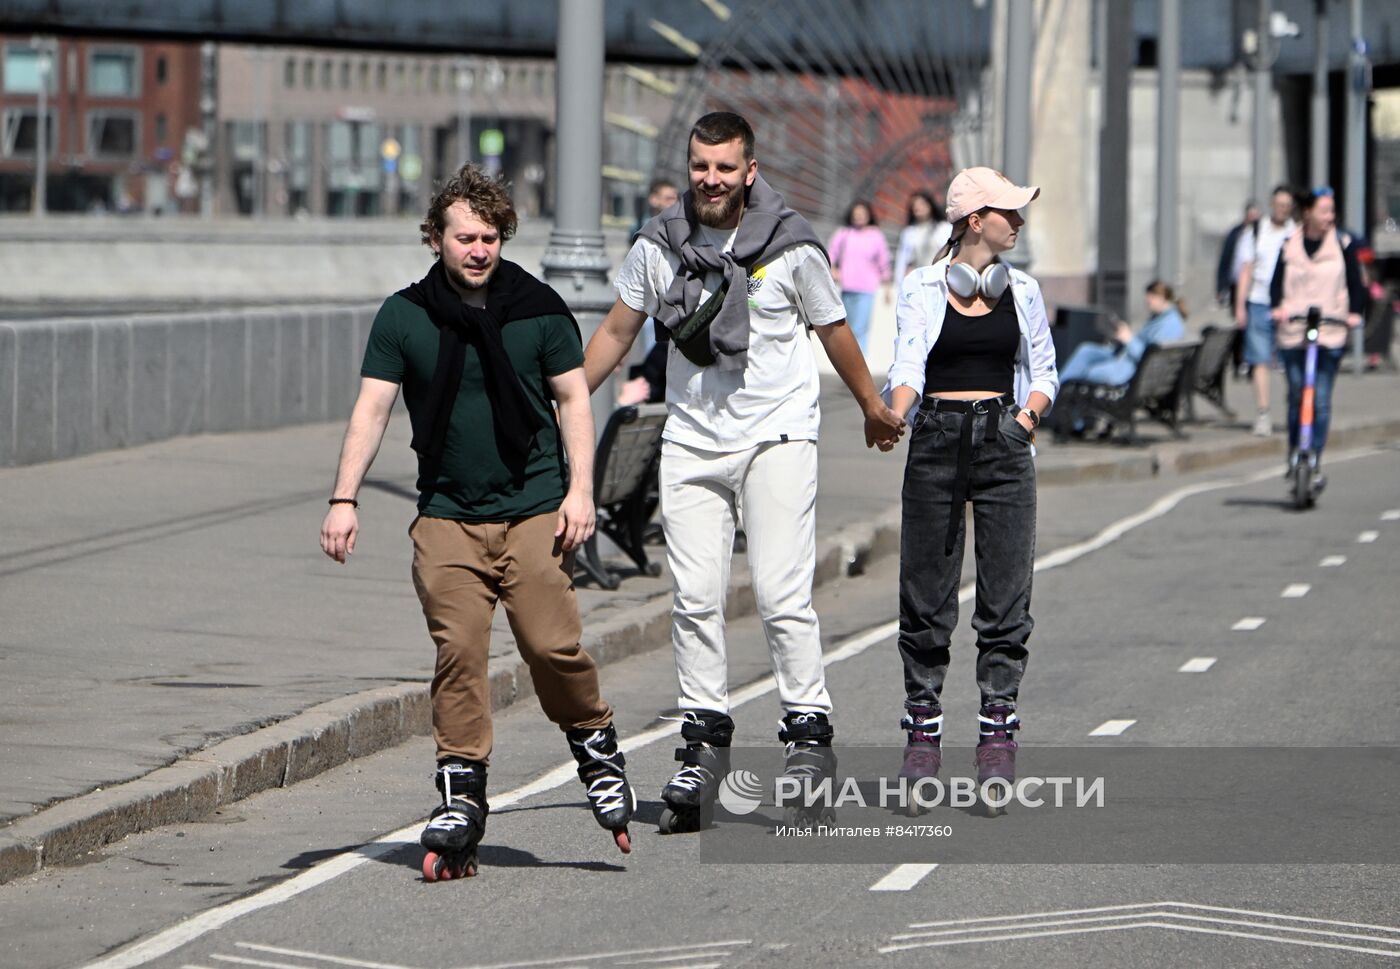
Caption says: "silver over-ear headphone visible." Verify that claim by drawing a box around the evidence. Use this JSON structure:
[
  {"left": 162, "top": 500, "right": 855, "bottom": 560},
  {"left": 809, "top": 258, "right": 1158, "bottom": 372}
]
[{"left": 946, "top": 260, "right": 1009, "bottom": 299}]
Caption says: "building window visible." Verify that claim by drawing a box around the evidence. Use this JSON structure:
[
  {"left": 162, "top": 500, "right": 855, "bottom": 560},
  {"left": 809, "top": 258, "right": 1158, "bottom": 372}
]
[
  {"left": 3, "top": 44, "right": 59, "bottom": 94},
  {"left": 303, "top": 58, "right": 314, "bottom": 89},
  {"left": 87, "top": 111, "right": 139, "bottom": 157},
  {"left": 428, "top": 64, "right": 441, "bottom": 93},
  {"left": 358, "top": 61, "right": 369, "bottom": 90},
  {"left": 376, "top": 62, "right": 387, "bottom": 91},
  {"left": 156, "top": 55, "right": 168, "bottom": 84},
  {"left": 155, "top": 112, "right": 167, "bottom": 145},
  {"left": 339, "top": 60, "right": 350, "bottom": 89},
  {"left": 88, "top": 48, "right": 140, "bottom": 97},
  {"left": 284, "top": 57, "right": 295, "bottom": 88},
  {"left": 320, "top": 60, "right": 332, "bottom": 89},
  {"left": 413, "top": 63, "right": 423, "bottom": 94},
  {"left": 2, "top": 108, "right": 55, "bottom": 156}
]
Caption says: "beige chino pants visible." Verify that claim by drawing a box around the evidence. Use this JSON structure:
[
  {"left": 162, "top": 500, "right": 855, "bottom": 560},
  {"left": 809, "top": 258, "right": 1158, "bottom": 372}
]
[{"left": 409, "top": 512, "right": 612, "bottom": 763}]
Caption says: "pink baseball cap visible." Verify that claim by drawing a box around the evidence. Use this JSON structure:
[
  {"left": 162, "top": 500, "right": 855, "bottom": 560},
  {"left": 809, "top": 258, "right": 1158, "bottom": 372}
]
[{"left": 945, "top": 167, "right": 1040, "bottom": 223}]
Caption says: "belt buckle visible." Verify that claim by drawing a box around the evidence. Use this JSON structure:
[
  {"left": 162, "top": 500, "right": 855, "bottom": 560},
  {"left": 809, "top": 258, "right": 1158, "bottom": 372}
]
[{"left": 972, "top": 399, "right": 991, "bottom": 415}]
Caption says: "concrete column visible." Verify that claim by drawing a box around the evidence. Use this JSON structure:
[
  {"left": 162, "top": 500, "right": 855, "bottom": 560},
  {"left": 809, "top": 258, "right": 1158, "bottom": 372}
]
[
  {"left": 1344, "top": 0, "right": 1366, "bottom": 233},
  {"left": 1002, "top": 0, "right": 1033, "bottom": 187},
  {"left": 1097, "top": 0, "right": 1132, "bottom": 320},
  {"left": 1157, "top": 0, "right": 1181, "bottom": 284},
  {"left": 1311, "top": 0, "right": 1330, "bottom": 188},
  {"left": 1251, "top": 0, "right": 1273, "bottom": 206},
  {"left": 32, "top": 39, "right": 50, "bottom": 217},
  {"left": 541, "top": 0, "right": 615, "bottom": 434}
]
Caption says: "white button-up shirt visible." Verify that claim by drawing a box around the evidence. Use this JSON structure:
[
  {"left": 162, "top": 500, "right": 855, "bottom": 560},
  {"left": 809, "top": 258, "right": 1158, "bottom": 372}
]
[{"left": 881, "top": 256, "right": 1060, "bottom": 418}]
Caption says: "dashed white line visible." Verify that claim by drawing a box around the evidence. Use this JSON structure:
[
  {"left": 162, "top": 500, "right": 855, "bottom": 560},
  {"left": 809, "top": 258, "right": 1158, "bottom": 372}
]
[
  {"left": 1232, "top": 617, "right": 1266, "bottom": 631},
  {"left": 1089, "top": 720, "right": 1136, "bottom": 737},
  {"left": 1358, "top": 531, "right": 1380, "bottom": 543},
  {"left": 1178, "top": 658, "right": 1216, "bottom": 673},
  {"left": 1281, "top": 584, "right": 1311, "bottom": 598},
  {"left": 1320, "top": 555, "right": 1347, "bottom": 567},
  {"left": 870, "top": 864, "right": 939, "bottom": 892},
  {"left": 1381, "top": 510, "right": 1400, "bottom": 521}
]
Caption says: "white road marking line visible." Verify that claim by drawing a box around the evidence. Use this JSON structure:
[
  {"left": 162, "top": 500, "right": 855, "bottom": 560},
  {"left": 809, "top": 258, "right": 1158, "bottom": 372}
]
[
  {"left": 1178, "top": 658, "right": 1216, "bottom": 673},
  {"left": 210, "top": 953, "right": 309, "bottom": 969},
  {"left": 870, "top": 864, "right": 939, "bottom": 892},
  {"left": 1088, "top": 720, "right": 1136, "bottom": 737},
  {"left": 1281, "top": 584, "right": 1311, "bottom": 598},
  {"left": 74, "top": 462, "right": 1332, "bottom": 969},
  {"left": 1359, "top": 530, "right": 1380, "bottom": 543},
  {"left": 1232, "top": 617, "right": 1266, "bottom": 630},
  {"left": 903, "top": 899, "right": 1400, "bottom": 934},
  {"left": 892, "top": 909, "right": 1400, "bottom": 946},
  {"left": 235, "top": 943, "right": 418, "bottom": 968},
  {"left": 1320, "top": 555, "right": 1347, "bottom": 567},
  {"left": 881, "top": 920, "right": 1400, "bottom": 957},
  {"left": 1381, "top": 510, "right": 1400, "bottom": 521},
  {"left": 460, "top": 941, "right": 748, "bottom": 969}
]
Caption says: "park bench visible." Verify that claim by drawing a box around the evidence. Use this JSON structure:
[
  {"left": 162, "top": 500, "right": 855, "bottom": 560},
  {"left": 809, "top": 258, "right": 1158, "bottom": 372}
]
[
  {"left": 1184, "top": 324, "right": 1237, "bottom": 421},
  {"left": 1051, "top": 340, "right": 1200, "bottom": 445},
  {"left": 575, "top": 402, "right": 668, "bottom": 590}
]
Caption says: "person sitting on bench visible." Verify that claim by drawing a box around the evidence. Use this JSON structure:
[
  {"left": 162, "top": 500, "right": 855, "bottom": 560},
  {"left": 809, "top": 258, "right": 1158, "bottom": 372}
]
[{"left": 1060, "top": 280, "right": 1187, "bottom": 387}]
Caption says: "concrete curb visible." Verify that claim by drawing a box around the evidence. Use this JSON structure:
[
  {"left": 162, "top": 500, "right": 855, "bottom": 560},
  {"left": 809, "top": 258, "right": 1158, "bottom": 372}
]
[{"left": 2, "top": 416, "right": 1395, "bottom": 885}]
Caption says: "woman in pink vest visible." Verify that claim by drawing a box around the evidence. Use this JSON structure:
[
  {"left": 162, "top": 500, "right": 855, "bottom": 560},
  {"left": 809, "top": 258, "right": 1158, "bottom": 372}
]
[
  {"left": 1269, "top": 187, "right": 1366, "bottom": 487},
  {"left": 829, "top": 200, "right": 891, "bottom": 356}
]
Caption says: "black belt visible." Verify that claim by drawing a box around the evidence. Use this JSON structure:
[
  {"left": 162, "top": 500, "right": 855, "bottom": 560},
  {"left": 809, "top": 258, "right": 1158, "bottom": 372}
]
[{"left": 922, "top": 393, "right": 1016, "bottom": 555}]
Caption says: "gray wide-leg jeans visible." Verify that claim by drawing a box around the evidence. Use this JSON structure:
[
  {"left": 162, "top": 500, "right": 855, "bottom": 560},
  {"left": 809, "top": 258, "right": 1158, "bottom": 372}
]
[{"left": 897, "top": 402, "right": 1037, "bottom": 715}]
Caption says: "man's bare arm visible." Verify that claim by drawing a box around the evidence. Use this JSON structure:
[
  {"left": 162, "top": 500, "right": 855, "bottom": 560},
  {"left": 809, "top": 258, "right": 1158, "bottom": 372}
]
[
  {"left": 547, "top": 367, "right": 596, "bottom": 552},
  {"left": 319, "top": 377, "right": 400, "bottom": 563},
  {"left": 814, "top": 321, "right": 905, "bottom": 450},
  {"left": 584, "top": 298, "right": 649, "bottom": 393}
]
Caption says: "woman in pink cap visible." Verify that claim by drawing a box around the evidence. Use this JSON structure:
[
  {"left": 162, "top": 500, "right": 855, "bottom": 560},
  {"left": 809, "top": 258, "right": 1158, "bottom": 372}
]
[{"left": 880, "top": 166, "right": 1058, "bottom": 815}]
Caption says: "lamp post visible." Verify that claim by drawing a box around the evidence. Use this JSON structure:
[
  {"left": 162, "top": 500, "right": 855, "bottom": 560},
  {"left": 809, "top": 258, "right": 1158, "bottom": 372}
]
[{"left": 31, "top": 36, "right": 53, "bottom": 217}]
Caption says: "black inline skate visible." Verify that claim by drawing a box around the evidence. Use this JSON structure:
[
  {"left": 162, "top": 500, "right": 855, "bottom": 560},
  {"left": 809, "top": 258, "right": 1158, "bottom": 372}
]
[
  {"left": 779, "top": 711, "right": 837, "bottom": 829},
  {"left": 898, "top": 706, "right": 943, "bottom": 817},
  {"left": 420, "top": 759, "right": 488, "bottom": 881},
  {"left": 566, "top": 724, "right": 636, "bottom": 853},
  {"left": 975, "top": 705, "right": 1020, "bottom": 818},
  {"left": 658, "top": 710, "right": 734, "bottom": 834}
]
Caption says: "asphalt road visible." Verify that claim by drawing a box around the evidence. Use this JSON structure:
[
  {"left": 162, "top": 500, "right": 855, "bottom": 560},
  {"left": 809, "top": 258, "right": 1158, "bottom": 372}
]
[{"left": 6, "top": 445, "right": 1399, "bottom": 969}]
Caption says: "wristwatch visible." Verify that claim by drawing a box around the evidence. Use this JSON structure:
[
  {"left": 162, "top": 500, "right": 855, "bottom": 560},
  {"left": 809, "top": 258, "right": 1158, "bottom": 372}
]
[{"left": 1020, "top": 408, "right": 1040, "bottom": 429}]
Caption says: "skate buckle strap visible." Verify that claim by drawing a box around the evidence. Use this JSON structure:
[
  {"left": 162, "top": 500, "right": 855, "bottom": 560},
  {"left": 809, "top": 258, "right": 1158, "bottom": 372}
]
[
  {"left": 978, "top": 711, "right": 1021, "bottom": 735},
  {"left": 779, "top": 711, "right": 834, "bottom": 746},
  {"left": 900, "top": 711, "right": 944, "bottom": 736},
  {"left": 435, "top": 761, "right": 488, "bottom": 800},
  {"left": 666, "top": 709, "right": 735, "bottom": 747}
]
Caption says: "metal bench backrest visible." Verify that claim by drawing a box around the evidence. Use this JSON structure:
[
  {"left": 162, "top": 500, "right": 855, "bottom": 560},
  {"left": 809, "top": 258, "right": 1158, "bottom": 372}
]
[
  {"left": 593, "top": 403, "right": 668, "bottom": 507},
  {"left": 1194, "top": 325, "right": 1235, "bottom": 389},
  {"left": 1133, "top": 341, "right": 1198, "bottom": 400}
]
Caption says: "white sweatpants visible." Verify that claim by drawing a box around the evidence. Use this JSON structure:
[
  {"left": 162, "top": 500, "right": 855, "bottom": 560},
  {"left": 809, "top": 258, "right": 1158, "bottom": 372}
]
[{"left": 659, "top": 438, "right": 832, "bottom": 716}]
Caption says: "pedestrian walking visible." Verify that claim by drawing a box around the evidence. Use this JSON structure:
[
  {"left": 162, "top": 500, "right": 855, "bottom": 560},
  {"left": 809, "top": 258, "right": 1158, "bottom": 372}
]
[
  {"left": 582, "top": 111, "right": 904, "bottom": 832},
  {"left": 881, "top": 166, "right": 1057, "bottom": 816},
  {"left": 829, "top": 200, "right": 892, "bottom": 355},
  {"left": 1235, "top": 186, "right": 1297, "bottom": 436},
  {"left": 1217, "top": 200, "right": 1260, "bottom": 307},
  {"left": 319, "top": 165, "right": 635, "bottom": 879},
  {"left": 894, "top": 190, "right": 953, "bottom": 284},
  {"left": 1270, "top": 186, "right": 1367, "bottom": 491}
]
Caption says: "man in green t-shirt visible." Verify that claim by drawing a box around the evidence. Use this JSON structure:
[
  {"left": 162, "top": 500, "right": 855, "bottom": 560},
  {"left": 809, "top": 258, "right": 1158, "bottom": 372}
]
[{"left": 319, "top": 165, "right": 635, "bottom": 876}]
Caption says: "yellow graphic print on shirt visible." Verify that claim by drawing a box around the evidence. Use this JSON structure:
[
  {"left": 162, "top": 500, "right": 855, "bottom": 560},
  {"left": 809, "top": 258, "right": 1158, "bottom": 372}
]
[{"left": 747, "top": 264, "right": 766, "bottom": 308}]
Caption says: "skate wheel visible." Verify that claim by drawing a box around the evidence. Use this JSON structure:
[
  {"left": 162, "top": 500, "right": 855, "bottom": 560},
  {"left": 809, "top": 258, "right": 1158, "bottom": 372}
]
[
  {"left": 614, "top": 827, "right": 632, "bottom": 854},
  {"left": 422, "top": 851, "right": 477, "bottom": 881},
  {"left": 658, "top": 809, "right": 678, "bottom": 835}
]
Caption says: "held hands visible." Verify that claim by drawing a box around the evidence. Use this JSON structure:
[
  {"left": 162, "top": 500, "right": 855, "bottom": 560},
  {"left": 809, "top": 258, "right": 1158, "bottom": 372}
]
[
  {"left": 1347, "top": 312, "right": 1363, "bottom": 329},
  {"left": 555, "top": 487, "right": 596, "bottom": 553},
  {"left": 320, "top": 505, "right": 359, "bottom": 564},
  {"left": 863, "top": 401, "right": 906, "bottom": 452}
]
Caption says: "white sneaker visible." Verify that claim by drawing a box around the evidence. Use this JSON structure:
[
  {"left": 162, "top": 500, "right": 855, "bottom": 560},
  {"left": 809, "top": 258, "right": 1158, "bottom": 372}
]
[{"left": 1252, "top": 412, "right": 1272, "bottom": 437}]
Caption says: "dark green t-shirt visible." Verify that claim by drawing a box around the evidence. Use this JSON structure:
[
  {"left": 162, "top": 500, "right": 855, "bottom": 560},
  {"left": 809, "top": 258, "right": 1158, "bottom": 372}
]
[{"left": 360, "top": 293, "right": 583, "bottom": 521}]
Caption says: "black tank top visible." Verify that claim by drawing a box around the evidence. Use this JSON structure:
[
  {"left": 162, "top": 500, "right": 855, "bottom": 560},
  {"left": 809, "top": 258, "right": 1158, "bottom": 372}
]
[{"left": 923, "top": 295, "right": 1018, "bottom": 394}]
